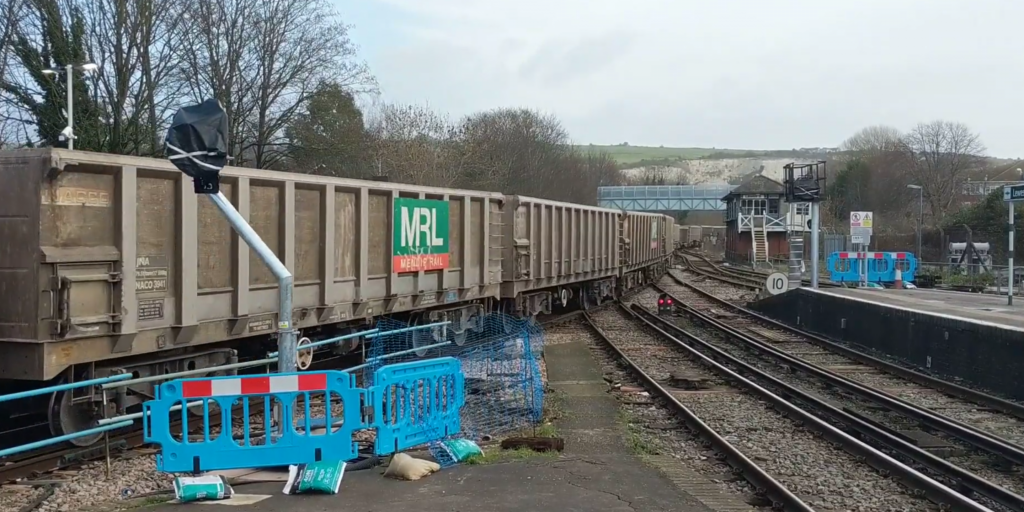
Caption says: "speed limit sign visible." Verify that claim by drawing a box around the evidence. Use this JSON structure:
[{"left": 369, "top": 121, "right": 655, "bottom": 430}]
[{"left": 765, "top": 272, "right": 789, "bottom": 295}]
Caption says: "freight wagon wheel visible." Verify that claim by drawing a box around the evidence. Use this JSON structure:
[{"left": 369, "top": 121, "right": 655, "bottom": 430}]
[
  {"left": 578, "top": 286, "right": 592, "bottom": 311},
  {"left": 49, "top": 389, "right": 103, "bottom": 447},
  {"left": 297, "top": 337, "right": 315, "bottom": 370},
  {"left": 412, "top": 318, "right": 440, "bottom": 357},
  {"left": 450, "top": 328, "right": 468, "bottom": 347},
  {"left": 498, "top": 301, "right": 517, "bottom": 335}
]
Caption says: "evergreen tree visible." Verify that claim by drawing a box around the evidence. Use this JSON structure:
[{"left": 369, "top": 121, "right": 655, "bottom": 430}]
[{"left": 1, "top": 0, "right": 104, "bottom": 150}]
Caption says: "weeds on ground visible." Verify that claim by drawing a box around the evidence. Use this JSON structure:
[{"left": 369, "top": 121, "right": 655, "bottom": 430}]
[
  {"left": 469, "top": 388, "right": 564, "bottom": 465},
  {"left": 619, "top": 408, "right": 659, "bottom": 457},
  {"left": 464, "top": 447, "right": 558, "bottom": 465}
]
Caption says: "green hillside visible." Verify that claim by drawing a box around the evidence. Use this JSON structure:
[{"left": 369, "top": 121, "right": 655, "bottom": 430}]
[{"left": 576, "top": 144, "right": 758, "bottom": 166}]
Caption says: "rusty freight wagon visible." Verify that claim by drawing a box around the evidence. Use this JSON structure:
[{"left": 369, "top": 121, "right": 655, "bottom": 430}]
[
  {"left": 0, "top": 148, "right": 504, "bottom": 445},
  {"left": 619, "top": 211, "right": 674, "bottom": 289},
  {"left": 499, "top": 196, "right": 623, "bottom": 314}
]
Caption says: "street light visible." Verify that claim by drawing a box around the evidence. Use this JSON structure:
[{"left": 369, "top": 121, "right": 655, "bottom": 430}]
[
  {"left": 40, "top": 62, "right": 98, "bottom": 150},
  {"left": 907, "top": 184, "right": 923, "bottom": 258}
]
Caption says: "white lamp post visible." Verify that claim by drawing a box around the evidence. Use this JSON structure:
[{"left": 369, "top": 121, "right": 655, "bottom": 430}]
[{"left": 41, "top": 62, "right": 98, "bottom": 150}]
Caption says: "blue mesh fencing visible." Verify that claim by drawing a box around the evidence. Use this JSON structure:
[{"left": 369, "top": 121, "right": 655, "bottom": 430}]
[{"left": 361, "top": 313, "right": 545, "bottom": 467}]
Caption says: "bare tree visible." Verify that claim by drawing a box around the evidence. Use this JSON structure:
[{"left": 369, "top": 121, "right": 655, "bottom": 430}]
[
  {"left": 0, "top": 0, "right": 22, "bottom": 87},
  {"left": 459, "top": 108, "right": 569, "bottom": 195},
  {"left": 835, "top": 124, "right": 916, "bottom": 226},
  {"left": 840, "top": 125, "right": 903, "bottom": 154},
  {"left": 363, "top": 102, "right": 465, "bottom": 186},
  {"left": 76, "top": 0, "right": 185, "bottom": 154},
  {"left": 902, "top": 120, "right": 986, "bottom": 223},
  {"left": 174, "top": 0, "right": 374, "bottom": 168},
  {"left": 174, "top": 0, "right": 259, "bottom": 161},
  {"left": 0, "top": 0, "right": 24, "bottom": 148}
]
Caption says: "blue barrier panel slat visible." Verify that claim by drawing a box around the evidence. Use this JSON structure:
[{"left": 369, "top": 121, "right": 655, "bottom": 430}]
[
  {"left": 826, "top": 252, "right": 918, "bottom": 284},
  {"left": 372, "top": 357, "right": 465, "bottom": 456},
  {"left": 146, "top": 359, "right": 466, "bottom": 473}
]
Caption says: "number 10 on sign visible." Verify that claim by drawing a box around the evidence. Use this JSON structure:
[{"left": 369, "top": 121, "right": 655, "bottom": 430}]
[{"left": 765, "top": 272, "right": 789, "bottom": 295}]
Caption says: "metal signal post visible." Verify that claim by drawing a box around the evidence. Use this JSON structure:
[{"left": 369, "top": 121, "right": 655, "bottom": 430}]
[
  {"left": 783, "top": 162, "right": 827, "bottom": 289},
  {"left": 1005, "top": 181, "right": 1024, "bottom": 305}
]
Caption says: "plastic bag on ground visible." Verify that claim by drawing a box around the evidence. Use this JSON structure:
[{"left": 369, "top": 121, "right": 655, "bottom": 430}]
[
  {"left": 440, "top": 439, "right": 483, "bottom": 463},
  {"left": 283, "top": 461, "right": 347, "bottom": 495},
  {"left": 173, "top": 475, "right": 234, "bottom": 502}
]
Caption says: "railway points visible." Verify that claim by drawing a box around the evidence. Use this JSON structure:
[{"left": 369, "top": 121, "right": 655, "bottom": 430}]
[
  {"left": 659, "top": 269, "right": 1024, "bottom": 511},
  {"left": 597, "top": 288, "right": 975, "bottom": 511}
]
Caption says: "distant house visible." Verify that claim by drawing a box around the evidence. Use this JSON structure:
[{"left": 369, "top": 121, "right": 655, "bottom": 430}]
[{"left": 722, "top": 175, "right": 811, "bottom": 265}]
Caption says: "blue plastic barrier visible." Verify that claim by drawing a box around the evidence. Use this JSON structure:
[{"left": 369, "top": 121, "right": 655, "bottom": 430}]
[
  {"left": 890, "top": 252, "right": 918, "bottom": 283},
  {"left": 372, "top": 357, "right": 464, "bottom": 455},
  {"left": 144, "top": 357, "right": 465, "bottom": 473},
  {"left": 826, "top": 252, "right": 917, "bottom": 284}
]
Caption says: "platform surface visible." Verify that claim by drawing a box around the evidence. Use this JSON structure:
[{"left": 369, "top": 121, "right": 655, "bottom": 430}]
[
  {"left": 809, "top": 287, "right": 1024, "bottom": 330},
  {"left": 149, "top": 336, "right": 716, "bottom": 512}
]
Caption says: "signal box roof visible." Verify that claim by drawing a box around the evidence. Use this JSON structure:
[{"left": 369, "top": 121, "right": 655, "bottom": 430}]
[{"left": 721, "top": 175, "right": 785, "bottom": 201}]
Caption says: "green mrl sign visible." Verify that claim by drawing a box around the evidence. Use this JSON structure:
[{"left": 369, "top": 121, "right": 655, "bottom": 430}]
[{"left": 392, "top": 198, "right": 450, "bottom": 272}]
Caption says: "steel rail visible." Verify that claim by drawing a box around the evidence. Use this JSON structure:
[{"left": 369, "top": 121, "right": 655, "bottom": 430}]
[
  {"left": 669, "top": 272, "right": 1024, "bottom": 421},
  {"left": 666, "top": 282, "right": 1024, "bottom": 467},
  {"left": 582, "top": 308, "right": 813, "bottom": 512},
  {"left": 636, "top": 302, "right": 1020, "bottom": 512}
]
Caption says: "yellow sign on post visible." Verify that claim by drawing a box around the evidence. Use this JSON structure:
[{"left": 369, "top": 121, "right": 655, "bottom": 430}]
[{"left": 850, "top": 211, "right": 874, "bottom": 242}]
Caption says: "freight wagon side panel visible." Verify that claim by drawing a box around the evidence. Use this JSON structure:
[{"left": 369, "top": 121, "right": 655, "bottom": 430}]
[
  {"left": 3, "top": 149, "right": 505, "bottom": 382},
  {"left": 664, "top": 216, "right": 675, "bottom": 254},
  {"left": 196, "top": 177, "right": 502, "bottom": 330},
  {"left": 500, "top": 196, "right": 619, "bottom": 298},
  {"left": 622, "top": 211, "right": 666, "bottom": 272},
  {"left": 0, "top": 152, "right": 43, "bottom": 379}
]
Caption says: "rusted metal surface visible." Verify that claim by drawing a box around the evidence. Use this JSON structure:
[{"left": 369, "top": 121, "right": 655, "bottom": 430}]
[
  {"left": 621, "top": 211, "right": 673, "bottom": 273},
  {"left": 499, "top": 195, "right": 621, "bottom": 296},
  {"left": 0, "top": 149, "right": 507, "bottom": 381}
]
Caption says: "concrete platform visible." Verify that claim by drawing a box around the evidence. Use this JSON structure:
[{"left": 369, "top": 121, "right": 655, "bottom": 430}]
[
  {"left": 811, "top": 287, "right": 1024, "bottom": 331},
  {"left": 752, "top": 287, "right": 1024, "bottom": 401},
  {"left": 149, "top": 339, "right": 716, "bottom": 511}
]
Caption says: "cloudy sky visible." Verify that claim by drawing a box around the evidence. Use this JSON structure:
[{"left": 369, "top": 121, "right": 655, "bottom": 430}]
[{"left": 343, "top": 0, "right": 1022, "bottom": 157}]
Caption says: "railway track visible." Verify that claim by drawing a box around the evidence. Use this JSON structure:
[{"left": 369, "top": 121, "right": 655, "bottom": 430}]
[
  {"left": 0, "top": 310, "right": 580, "bottom": 511},
  {"left": 676, "top": 250, "right": 841, "bottom": 289},
  {"left": 659, "top": 269, "right": 1024, "bottom": 511},
  {"left": 583, "top": 290, "right": 985, "bottom": 511}
]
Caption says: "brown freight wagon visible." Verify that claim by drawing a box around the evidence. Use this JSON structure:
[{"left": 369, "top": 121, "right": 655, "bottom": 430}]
[
  {"left": 0, "top": 149, "right": 504, "bottom": 443},
  {"left": 619, "top": 211, "right": 674, "bottom": 289},
  {"left": 499, "top": 196, "right": 622, "bottom": 314}
]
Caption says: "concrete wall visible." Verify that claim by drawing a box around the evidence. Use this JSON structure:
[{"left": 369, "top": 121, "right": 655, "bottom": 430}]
[{"left": 751, "top": 289, "right": 1024, "bottom": 401}]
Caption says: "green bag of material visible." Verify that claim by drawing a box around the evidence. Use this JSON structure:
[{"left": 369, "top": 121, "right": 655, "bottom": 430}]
[
  {"left": 440, "top": 439, "right": 484, "bottom": 462},
  {"left": 283, "top": 460, "right": 347, "bottom": 495},
  {"left": 173, "top": 475, "right": 233, "bottom": 502}
]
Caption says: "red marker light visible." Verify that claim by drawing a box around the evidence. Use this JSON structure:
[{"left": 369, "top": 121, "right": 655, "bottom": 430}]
[
  {"left": 658, "top": 299, "right": 664, "bottom": 305},
  {"left": 667, "top": 298, "right": 673, "bottom": 304}
]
